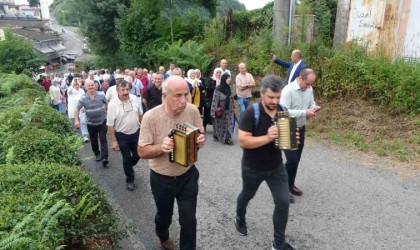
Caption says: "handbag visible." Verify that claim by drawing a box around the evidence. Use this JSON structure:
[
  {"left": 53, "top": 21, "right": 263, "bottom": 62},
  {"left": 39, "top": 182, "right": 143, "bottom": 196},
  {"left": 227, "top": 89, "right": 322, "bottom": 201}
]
[{"left": 215, "top": 103, "right": 223, "bottom": 118}]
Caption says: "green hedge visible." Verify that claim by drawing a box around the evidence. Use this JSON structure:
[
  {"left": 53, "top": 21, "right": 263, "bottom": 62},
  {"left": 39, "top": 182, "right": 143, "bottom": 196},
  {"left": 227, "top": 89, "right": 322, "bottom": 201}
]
[
  {"left": 2, "top": 128, "right": 81, "bottom": 166},
  {"left": 308, "top": 43, "right": 420, "bottom": 114},
  {"left": 0, "top": 104, "right": 73, "bottom": 135},
  {"left": 0, "top": 163, "right": 125, "bottom": 248},
  {"left": 0, "top": 74, "right": 42, "bottom": 98},
  {"left": 0, "top": 73, "right": 126, "bottom": 249}
]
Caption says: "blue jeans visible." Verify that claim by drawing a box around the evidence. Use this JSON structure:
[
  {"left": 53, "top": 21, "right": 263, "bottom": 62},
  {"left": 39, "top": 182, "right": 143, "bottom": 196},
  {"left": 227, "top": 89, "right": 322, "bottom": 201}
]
[
  {"left": 150, "top": 166, "right": 199, "bottom": 250},
  {"left": 284, "top": 126, "right": 305, "bottom": 188},
  {"left": 115, "top": 129, "right": 140, "bottom": 183},
  {"left": 237, "top": 97, "right": 251, "bottom": 120},
  {"left": 236, "top": 164, "right": 289, "bottom": 247}
]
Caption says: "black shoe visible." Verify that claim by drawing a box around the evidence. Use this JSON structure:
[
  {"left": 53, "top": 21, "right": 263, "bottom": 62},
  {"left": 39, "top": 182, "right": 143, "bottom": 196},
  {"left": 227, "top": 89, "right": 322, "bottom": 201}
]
[
  {"left": 102, "top": 158, "right": 109, "bottom": 167},
  {"left": 127, "top": 182, "right": 136, "bottom": 191},
  {"left": 289, "top": 193, "right": 295, "bottom": 204},
  {"left": 235, "top": 216, "right": 248, "bottom": 236},
  {"left": 224, "top": 139, "right": 234, "bottom": 146},
  {"left": 95, "top": 154, "right": 101, "bottom": 162},
  {"left": 272, "top": 241, "right": 295, "bottom": 250},
  {"left": 213, "top": 136, "right": 219, "bottom": 142}
]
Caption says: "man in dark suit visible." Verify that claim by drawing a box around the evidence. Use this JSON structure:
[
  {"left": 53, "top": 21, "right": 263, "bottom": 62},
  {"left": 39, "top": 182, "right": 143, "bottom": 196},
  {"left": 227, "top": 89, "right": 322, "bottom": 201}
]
[{"left": 271, "top": 50, "right": 307, "bottom": 85}]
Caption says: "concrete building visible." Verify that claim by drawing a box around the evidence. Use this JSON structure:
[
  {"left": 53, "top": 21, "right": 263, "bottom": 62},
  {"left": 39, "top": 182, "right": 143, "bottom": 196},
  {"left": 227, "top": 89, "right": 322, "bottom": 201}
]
[
  {"left": 334, "top": 0, "right": 420, "bottom": 60},
  {"left": 0, "top": 0, "right": 67, "bottom": 63}
]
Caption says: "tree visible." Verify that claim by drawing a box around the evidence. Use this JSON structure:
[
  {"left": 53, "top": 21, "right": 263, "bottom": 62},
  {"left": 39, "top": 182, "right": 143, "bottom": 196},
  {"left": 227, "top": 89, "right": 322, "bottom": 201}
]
[
  {"left": 64, "top": 0, "right": 131, "bottom": 56},
  {"left": 0, "top": 29, "right": 45, "bottom": 76}
]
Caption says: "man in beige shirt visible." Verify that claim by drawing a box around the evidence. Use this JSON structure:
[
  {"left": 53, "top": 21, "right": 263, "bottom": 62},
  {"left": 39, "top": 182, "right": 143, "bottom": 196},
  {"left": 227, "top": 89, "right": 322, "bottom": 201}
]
[
  {"left": 138, "top": 76, "right": 205, "bottom": 250},
  {"left": 235, "top": 63, "right": 256, "bottom": 119},
  {"left": 107, "top": 80, "right": 142, "bottom": 191}
]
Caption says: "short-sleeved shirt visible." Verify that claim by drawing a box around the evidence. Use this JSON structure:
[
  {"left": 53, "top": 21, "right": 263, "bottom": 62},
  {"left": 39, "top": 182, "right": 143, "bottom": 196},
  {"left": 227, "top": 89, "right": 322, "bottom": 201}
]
[
  {"left": 77, "top": 92, "right": 107, "bottom": 125},
  {"left": 107, "top": 94, "right": 142, "bottom": 134},
  {"left": 138, "top": 103, "right": 204, "bottom": 176},
  {"left": 239, "top": 102, "right": 282, "bottom": 171},
  {"left": 144, "top": 84, "right": 162, "bottom": 110},
  {"left": 235, "top": 72, "right": 254, "bottom": 98}
]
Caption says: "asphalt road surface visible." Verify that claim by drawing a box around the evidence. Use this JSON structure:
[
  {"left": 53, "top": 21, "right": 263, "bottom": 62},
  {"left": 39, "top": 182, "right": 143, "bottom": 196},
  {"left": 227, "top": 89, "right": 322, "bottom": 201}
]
[{"left": 79, "top": 125, "right": 420, "bottom": 250}]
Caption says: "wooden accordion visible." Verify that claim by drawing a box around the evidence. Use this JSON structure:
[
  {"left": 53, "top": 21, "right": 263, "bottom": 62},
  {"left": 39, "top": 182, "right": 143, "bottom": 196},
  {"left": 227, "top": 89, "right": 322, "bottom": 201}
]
[
  {"left": 168, "top": 123, "right": 199, "bottom": 167},
  {"left": 274, "top": 111, "right": 298, "bottom": 150}
]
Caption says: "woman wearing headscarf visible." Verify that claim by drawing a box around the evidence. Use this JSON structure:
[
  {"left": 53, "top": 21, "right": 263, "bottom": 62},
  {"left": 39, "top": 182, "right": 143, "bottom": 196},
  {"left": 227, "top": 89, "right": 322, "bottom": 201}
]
[
  {"left": 203, "top": 68, "right": 222, "bottom": 130},
  {"left": 186, "top": 69, "right": 205, "bottom": 112},
  {"left": 210, "top": 73, "right": 234, "bottom": 145}
]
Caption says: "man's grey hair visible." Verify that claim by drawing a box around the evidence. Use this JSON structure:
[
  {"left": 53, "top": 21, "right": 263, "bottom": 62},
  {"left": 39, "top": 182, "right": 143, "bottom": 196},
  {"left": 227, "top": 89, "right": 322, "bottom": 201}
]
[
  {"left": 162, "top": 75, "right": 188, "bottom": 94},
  {"left": 260, "top": 75, "right": 284, "bottom": 93},
  {"left": 103, "top": 74, "right": 110, "bottom": 82}
]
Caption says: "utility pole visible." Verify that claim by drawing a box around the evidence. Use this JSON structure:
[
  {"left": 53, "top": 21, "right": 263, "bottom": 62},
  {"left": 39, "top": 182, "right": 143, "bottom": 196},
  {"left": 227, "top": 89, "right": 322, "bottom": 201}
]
[
  {"left": 273, "top": 0, "right": 291, "bottom": 46},
  {"left": 333, "top": 0, "right": 351, "bottom": 48}
]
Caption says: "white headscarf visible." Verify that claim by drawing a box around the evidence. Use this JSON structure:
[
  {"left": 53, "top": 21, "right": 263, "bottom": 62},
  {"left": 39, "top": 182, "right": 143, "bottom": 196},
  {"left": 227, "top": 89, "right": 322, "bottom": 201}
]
[
  {"left": 187, "top": 69, "right": 200, "bottom": 88},
  {"left": 212, "top": 67, "right": 222, "bottom": 86}
]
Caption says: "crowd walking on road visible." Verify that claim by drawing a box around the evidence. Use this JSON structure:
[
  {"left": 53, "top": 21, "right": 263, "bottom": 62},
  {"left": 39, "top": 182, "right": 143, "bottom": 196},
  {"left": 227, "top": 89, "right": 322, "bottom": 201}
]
[{"left": 39, "top": 51, "right": 320, "bottom": 249}]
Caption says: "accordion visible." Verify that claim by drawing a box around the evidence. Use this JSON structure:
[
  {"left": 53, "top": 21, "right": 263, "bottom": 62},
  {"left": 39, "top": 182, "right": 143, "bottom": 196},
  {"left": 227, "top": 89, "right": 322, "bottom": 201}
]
[
  {"left": 168, "top": 123, "right": 199, "bottom": 167},
  {"left": 274, "top": 111, "right": 298, "bottom": 150}
]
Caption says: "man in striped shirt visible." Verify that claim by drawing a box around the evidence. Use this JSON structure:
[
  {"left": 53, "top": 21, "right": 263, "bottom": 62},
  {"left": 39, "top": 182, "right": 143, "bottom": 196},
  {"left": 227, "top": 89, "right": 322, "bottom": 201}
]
[{"left": 75, "top": 79, "right": 109, "bottom": 167}]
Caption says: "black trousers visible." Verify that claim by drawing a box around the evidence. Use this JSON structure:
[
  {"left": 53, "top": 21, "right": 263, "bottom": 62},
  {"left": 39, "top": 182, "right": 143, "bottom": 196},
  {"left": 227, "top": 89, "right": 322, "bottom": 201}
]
[
  {"left": 115, "top": 129, "right": 140, "bottom": 183},
  {"left": 87, "top": 120, "right": 108, "bottom": 160},
  {"left": 150, "top": 166, "right": 199, "bottom": 250},
  {"left": 284, "top": 126, "right": 305, "bottom": 188},
  {"left": 236, "top": 164, "right": 289, "bottom": 247}
]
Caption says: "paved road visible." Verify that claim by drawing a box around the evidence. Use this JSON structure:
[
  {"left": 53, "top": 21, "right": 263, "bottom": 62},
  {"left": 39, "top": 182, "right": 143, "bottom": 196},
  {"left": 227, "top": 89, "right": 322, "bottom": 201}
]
[{"left": 79, "top": 126, "right": 420, "bottom": 250}]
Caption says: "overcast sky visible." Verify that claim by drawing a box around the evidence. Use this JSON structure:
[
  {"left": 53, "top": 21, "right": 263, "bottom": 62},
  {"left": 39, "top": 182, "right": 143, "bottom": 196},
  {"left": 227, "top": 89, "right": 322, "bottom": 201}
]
[{"left": 238, "top": 0, "right": 274, "bottom": 10}]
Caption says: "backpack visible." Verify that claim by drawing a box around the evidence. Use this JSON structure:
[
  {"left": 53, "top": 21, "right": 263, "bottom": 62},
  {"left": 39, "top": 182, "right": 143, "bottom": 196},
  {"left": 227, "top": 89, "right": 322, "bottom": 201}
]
[{"left": 252, "top": 103, "right": 288, "bottom": 130}]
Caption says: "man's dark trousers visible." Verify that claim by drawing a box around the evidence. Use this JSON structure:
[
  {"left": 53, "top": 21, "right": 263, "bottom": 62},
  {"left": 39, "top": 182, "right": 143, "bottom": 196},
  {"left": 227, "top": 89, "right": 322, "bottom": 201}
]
[
  {"left": 150, "top": 166, "right": 199, "bottom": 250},
  {"left": 236, "top": 164, "right": 290, "bottom": 247},
  {"left": 115, "top": 129, "right": 140, "bottom": 183},
  {"left": 87, "top": 120, "right": 108, "bottom": 160},
  {"left": 284, "top": 126, "right": 305, "bottom": 188}
]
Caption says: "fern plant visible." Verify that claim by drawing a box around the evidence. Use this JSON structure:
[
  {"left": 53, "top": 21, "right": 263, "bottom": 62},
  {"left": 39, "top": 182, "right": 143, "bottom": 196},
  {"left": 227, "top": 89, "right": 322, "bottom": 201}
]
[{"left": 0, "top": 190, "right": 73, "bottom": 250}]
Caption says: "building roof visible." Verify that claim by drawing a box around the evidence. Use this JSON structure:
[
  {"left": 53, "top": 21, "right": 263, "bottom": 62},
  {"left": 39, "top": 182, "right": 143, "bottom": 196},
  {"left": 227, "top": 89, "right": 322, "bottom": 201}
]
[
  {"left": 12, "top": 28, "right": 58, "bottom": 42},
  {"left": 0, "top": 19, "right": 47, "bottom": 28}
]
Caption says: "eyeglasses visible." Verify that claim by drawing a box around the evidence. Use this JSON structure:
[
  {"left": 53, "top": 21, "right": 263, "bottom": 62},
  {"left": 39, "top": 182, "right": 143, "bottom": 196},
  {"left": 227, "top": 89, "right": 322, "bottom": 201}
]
[{"left": 122, "top": 100, "right": 133, "bottom": 112}]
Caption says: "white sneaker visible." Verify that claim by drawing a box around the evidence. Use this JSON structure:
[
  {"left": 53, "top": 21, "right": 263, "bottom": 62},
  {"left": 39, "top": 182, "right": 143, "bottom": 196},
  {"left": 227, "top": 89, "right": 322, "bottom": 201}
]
[{"left": 83, "top": 136, "right": 90, "bottom": 143}]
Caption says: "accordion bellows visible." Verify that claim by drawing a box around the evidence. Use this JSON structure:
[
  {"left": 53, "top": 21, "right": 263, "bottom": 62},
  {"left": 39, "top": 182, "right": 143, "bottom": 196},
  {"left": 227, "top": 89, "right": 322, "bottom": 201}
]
[
  {"left": 275, "top": 111, "right": 298, "bottom": 150},
  {"left": 169, "top": 123, "right": 199, "bottom": 167}
]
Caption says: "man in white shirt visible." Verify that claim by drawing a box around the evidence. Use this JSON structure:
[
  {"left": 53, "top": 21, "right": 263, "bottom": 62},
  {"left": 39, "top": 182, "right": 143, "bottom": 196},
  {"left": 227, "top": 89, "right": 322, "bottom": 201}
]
[
  {"left": 107, "top": 80, "right": 143, "bottom": 191},
  {"left": 280, "top": 68, "right": 321, "bottom": 203}
]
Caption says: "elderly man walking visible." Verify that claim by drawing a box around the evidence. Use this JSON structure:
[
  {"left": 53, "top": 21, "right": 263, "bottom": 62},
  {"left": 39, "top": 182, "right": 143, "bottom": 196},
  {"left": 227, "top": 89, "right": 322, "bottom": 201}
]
[
  {"left": 107, "top": 80, "right": 143, "bottom": 191},
  {"left": 75, "top": 79, "right": 109, "bottom": 167}
]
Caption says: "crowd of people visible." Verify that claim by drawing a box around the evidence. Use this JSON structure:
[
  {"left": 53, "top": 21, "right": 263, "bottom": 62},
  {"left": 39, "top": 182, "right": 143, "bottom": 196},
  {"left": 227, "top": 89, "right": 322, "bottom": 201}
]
[{"left": 37, "top": 50, "right": 321, "bottom": 250}]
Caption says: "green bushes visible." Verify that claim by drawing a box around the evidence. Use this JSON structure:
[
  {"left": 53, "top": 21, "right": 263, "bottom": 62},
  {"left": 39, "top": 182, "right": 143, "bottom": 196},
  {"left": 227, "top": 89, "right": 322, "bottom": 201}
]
[
  {"left": 0, "top": 73, "right": 43, "bottom": 98},
  {"left": 3, "top": 128, "right": 81, "bottom": 165},
  {"left": 0, "top": 73, "right": 126, "bottom": 248},
  {"left": 0, "top": 164, "right": 125, "bottom": 248},
  {"left": 315, "top": 43, "right": 420, "bottom": 114}
]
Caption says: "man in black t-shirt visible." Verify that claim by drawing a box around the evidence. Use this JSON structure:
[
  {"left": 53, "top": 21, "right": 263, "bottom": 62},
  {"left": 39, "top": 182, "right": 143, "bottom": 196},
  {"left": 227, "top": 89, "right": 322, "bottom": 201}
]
[
  {"left": 235, "top": 75, "right": 295, "bottom": 250},
  {"left": 143, "top": 73, "right": 163, "bottom": 111}
]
